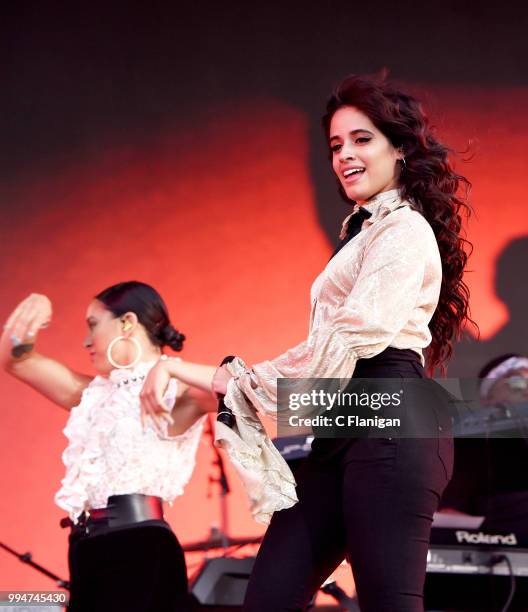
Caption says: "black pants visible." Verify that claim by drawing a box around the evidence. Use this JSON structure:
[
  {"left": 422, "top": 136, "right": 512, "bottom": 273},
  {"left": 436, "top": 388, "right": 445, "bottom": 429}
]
[
  {"left": 67, "top": 520, "right": 189, "bottom": 612},
  {"left": 244, "top": 348, "right": 454, "bottom": 612}
]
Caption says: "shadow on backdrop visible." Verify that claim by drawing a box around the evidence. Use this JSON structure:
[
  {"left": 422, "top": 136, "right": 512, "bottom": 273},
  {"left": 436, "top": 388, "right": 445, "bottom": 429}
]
[{"left": 448, "top": 236, "right": 528, "bottom": 377}]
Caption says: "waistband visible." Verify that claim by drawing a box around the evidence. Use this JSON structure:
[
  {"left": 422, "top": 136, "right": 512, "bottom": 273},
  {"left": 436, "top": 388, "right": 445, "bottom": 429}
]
[
  {"left": 357, "top": 347, "right": 422, "bottom": 365},
  {"left": 60, "top": 494, "right": 164, "bottom": 532}
]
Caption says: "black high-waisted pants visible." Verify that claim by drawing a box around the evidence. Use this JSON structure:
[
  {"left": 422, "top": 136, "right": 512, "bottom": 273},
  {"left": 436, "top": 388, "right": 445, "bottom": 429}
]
[
  {"left": 244, "top": 348, "right": 454, "bottom": 612},
  {"left": 67, "top": 520, "right": 189, "bottom": 611}
]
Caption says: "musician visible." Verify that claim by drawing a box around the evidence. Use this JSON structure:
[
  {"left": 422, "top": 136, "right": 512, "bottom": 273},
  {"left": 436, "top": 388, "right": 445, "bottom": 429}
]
[
  {"left": 440, "top": 353, "right": 528, "bottom": 537},
  {"left": 142, "top": 73, "right": 474, "bottom": 611},
  {"left": 1, "top": 282, "right": 215, "bottom": 611}
]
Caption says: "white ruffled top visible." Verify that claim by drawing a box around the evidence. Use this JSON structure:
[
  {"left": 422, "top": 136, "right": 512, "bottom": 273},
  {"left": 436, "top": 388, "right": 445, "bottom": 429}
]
[{"left": 55, "top": 361, "right": 205, "bottom": 521}]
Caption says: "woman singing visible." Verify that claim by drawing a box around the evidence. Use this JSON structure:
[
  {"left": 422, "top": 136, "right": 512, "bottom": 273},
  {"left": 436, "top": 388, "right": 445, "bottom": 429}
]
[
  {"left": 142, "top": 73, "right": 474, "bottom": 611},
  {"left": 1, "top": 281, "right": 215, "bottom": 611}
]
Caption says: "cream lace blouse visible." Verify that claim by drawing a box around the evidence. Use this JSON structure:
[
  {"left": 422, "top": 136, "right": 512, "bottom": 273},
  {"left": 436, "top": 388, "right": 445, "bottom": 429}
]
[
  {"left": 55, "top": 361, "right": 205, "bottom": 521},
  {"left": 236, "top": 189, "right": 442, "bottom": 417}
]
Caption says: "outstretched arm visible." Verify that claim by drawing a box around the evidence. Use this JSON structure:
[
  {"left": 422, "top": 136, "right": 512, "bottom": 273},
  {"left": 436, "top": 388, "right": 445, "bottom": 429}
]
[
  {"left": 166, "top": 385, "right": 217, "bottom": 436},
  {"left": 140, "top": 357, "right": 217, "bottom": 428},
  {"left": 1, "top": 294, "right": 93, "bottom": 410}
]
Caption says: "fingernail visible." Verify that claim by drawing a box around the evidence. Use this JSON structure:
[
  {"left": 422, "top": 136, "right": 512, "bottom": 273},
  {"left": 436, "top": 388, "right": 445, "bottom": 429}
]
[
  {"left": 27, "top": 331, "right": 35, "bottom": 338},
  {"left": 10, "top": 334, "right": 21, "bottom": 346}
]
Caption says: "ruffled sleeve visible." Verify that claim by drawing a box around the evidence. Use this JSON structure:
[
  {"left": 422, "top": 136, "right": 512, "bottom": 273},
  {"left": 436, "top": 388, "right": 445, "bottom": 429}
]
[
  {"left": 237, "top": 212, "right": 432, "bottom": 418},
  {"left": 215, "top": 358, "right": 298, "bottom": 524}
]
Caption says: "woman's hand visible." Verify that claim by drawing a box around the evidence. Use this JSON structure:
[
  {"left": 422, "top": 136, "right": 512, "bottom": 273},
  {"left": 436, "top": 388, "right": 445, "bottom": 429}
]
[
  {"left": 1, "top": 294, "right": 92, "bottom": 409},
  {"left": 3, "top": 293, "right": 52, "bottom": 346},
  {"left": 211, "top": 364, "right": 233, "bottom": 397},
  {"left": 139, "top": 359, "right": 177, "bottom": 432}
]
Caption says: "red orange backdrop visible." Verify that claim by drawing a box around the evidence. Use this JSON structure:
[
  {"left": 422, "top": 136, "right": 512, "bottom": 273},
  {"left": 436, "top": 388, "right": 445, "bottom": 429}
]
[{"left": 1, "top": 86, "right": 527, "bottom": 601}]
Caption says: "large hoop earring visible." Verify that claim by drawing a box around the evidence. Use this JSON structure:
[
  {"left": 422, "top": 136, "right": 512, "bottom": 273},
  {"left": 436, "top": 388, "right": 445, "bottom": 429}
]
[{"left": 106, "top": 336, "right": 142, "bottom": 369}]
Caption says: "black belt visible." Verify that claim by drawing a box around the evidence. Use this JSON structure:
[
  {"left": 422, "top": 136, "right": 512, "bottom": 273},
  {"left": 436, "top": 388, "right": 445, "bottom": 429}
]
[{"left": 60, "top": 494, "right": 164, "bottom": 532}]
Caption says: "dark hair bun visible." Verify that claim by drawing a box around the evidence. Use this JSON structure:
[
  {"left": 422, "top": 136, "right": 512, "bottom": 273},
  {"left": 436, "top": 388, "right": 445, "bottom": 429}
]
[{"left": 160, "top": 324, "right": 186, "bottom": 352}]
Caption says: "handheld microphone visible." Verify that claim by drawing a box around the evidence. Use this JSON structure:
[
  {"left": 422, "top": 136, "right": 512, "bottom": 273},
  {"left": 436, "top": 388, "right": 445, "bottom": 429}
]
[{"left": 216, "top": 355, "right": 236, "bottom": 429}]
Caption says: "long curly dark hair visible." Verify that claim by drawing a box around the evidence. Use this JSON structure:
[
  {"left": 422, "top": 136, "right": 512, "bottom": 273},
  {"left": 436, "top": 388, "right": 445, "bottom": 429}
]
[{"left": 322, "top": 72, "right": 477, "bottom": 375}]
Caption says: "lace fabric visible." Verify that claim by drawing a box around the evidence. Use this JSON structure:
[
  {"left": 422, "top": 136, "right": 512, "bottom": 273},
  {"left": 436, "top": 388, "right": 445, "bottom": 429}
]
[
  {"left": 214, "top": 357, "right": 298, "bottom": 525},
  {"left": 55, "top": 361, "right": 205, "bottom": 522}
]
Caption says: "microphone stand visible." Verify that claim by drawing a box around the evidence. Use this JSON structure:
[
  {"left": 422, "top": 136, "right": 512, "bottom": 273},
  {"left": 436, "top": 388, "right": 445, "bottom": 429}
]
[
  {"left": 1, "top": 541, "right": 70, "bottom": 590},
  {"left": 205, "top": 414, "right": 230, "bottom": 554},
  {"left": 183, "top": 411, "right": 261, "bottom": 555}
]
